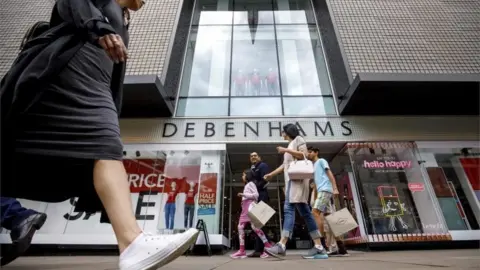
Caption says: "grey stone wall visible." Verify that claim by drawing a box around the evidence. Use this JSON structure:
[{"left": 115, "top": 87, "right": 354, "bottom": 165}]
[
  {"left": 327, "top": 0, "right": 480, "bottom": 78},
  {"left": 0, "top": 0, "right": 181, "bottom": 78}
]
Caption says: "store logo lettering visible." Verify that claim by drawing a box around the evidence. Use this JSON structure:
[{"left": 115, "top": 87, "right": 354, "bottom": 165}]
[
  {"left": 363, "top": 160, "right": 412, "bottom": 169},
  {"left": 161, "top": 120, "right": 353, "bottom": 138}
]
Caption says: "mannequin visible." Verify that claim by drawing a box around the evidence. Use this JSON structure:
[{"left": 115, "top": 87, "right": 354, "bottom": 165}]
[
  {"left": 184, "top": 181, "right": 197, "bottom": 229},
  {"left": 233, "top": 69, "right": 247, "bottom": 96},
  {"left": 250, "top": 68, "right": 261, "bottom": 96},
  {"left": 164, "top": 181, "right": 179, "bottom": 230},
  {"left": 265, "top": 68, "right": 278, "bottom": 96}
]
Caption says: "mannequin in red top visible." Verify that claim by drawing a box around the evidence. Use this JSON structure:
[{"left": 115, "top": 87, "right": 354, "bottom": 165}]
[
  {"left": 184, "top": 181, "right": 197, "bottom": 229},
  {"left": 233, "top": 69, "right": 247, "bottom": 96},
  {"left": 266, "top": 68, "right": 278, "bottom": 96},
  {"left": 164, "top": 181, "right": 179, "bottom": 230},
  {"left": 250, "top": 68, "right": 261, "bottom": 96}
]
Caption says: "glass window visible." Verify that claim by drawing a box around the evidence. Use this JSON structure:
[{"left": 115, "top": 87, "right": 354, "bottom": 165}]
[
  {"left": 233, "top": 0, "right": 274, "bottom": 25},
  {"left": 192, "top": 0, "right": 233, "bottom": 26},
  {"left": 283, "top": 96, "right": 336, "bottom": 116},
  {"left": 230, "top": 97, "right": 282, "bottom": 116},
  {"left": 176, "top": 98, "right": 228, "bottom": 116},
  {"left": 417, "top": 146, "right": 480, "bottom": 230},
  {"left": 231, "top": 25, "right": 280, "bottom": 97},
  {"left": 348, "top": 143, "right": 449, "bottom": 237},
  {"left": 179, "top": 26, "right": 231, "bottom": 97},
  {"left": 276, "top": 25, "right": 332, "bottom": 96},
  {"left": 274, "top": 0, "right": 316, "bottom": 24}
]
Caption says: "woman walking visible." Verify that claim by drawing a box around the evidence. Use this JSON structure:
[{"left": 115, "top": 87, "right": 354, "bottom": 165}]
[
  {"left": 230, "top": 170, "right": 272, "bottom": 259},
  {"left": 264, "top": 124, "right": 328, "bottom": 259},
  {"left": 0, "top": 0, "right": 198, "bottom": 269}
]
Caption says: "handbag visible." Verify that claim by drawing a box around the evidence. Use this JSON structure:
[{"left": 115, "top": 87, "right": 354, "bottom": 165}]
[
  {"left": 247, "top": 201, "right": 276, "bottom": 229},
  {"left": 287, "top": 152, "right": 314, "bottom": 180},
  {"left": 325, "top": 208, "right": 359, "bottom": 237}
]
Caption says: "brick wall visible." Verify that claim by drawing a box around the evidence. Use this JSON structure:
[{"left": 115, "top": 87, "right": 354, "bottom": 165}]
[
  {"left": 328, "top": 0, "right": 480, "bottom": 78},
  {"left": 0, "top": 0, "right": 181, "bottom": 78}
]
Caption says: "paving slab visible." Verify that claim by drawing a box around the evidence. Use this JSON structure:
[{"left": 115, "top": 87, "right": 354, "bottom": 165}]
[{"left": 2, "top": 249, "right": 479, "bottom": 270}]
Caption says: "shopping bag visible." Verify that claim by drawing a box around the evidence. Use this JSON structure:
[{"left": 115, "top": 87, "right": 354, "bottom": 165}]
[
  {"left": 325, "top": 208, "right": 358, "bottom": 237},
  {"left": 287, "top": 153, "right": 314, "bottom": 180},
  {"left": 247, "top": 201, "right": 276, "bottom": 229}
]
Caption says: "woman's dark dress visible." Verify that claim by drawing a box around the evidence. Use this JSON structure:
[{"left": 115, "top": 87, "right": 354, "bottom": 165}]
[{"left": 1, "top": 0, "right": 128, "bottom": 213}]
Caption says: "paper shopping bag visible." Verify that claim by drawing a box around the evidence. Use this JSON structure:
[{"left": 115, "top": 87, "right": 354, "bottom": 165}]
[
  {"left": 247, "top": 201, "right": 276, "bottom": 229},
  {"left": 325, "top": 208, "right": 358, "bottom": 237}
]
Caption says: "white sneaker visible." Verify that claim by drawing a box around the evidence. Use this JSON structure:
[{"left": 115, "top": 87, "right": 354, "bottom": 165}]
[{"left": 119, "top": 228, "right": 199, "bottom": 270}]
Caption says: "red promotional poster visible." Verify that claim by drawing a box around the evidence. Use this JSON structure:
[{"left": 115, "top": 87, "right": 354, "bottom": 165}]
[
  {"left": 459, "top": 157, "right": 480, "bottom": 201},
  {"left": 124, "top": 159, "right": 166, "bottom": 193},
  {"left": 197, "top": 173, "right": 218, "bottom": 216}
]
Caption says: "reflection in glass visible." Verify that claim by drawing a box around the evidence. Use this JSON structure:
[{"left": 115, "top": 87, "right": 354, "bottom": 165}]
[
  {"left": 230, "top": 97, "right": 282, "bottom": 116},
  {"left": 177, "top": 98, "right": 228, "bottom": 116},
  {"left": 283, "top": 97, "right": 336, "bottom": 116},
  {"left": 233, "top": 0, "right": 274, "bottom": 25},
  {"left": 231, "top": 25, "right": 280, "bottom": 96},
  {"left": 192, "top": 0, "right": 233, "bottom": 26},
  {"left": 418, "top": 147, "right": 480, "bottom": 230},
  {"left": 276, "top": 25, "right": 332, "bottom": 95},
  {"left": 179, "top": 26, "right": 231, "bottom": 97},
  {"left": 274, "top": 0, "right": 316, "bottom": 24}
]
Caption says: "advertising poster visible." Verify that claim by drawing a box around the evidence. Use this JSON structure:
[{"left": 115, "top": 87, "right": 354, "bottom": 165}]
[
  {"left": 353, "top": 149, "right": 421, "bottom": 235},
  {"left": 197, "top": 173, "right": 218, "bottom": 234},
  {"left": 197, "top": 173, "right": 218, "bottom": 216}
]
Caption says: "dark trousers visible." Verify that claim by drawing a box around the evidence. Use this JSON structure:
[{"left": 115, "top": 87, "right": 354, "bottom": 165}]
[
  {"left": 254, "top": 191, "right": 269, "bottom": 252},
  {"left": 0, "top": 197, "right": 36, "bottom": 230},
  {"left": 184, "top": 204, "right": 195, "bottom": 228}
]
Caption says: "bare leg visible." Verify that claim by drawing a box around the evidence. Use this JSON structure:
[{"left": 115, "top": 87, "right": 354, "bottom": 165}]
[
  {"left": 312, "top": 209, "right": 325, "bottom": 235},
  {"left": 93, "top": 160, "right": 142, "bottom": 253}
]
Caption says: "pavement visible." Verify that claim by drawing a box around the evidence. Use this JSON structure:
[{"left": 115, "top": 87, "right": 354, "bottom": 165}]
[{"left": 2, "top": 249, "right": 479, "bottom": 270}]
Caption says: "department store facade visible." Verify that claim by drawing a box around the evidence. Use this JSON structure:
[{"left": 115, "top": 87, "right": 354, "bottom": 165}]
[{"left": 0, "top": 0, "right": 479, "bottom": 250}]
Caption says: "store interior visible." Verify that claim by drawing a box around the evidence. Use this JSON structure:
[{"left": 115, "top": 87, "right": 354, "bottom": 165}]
[{"left": 224, "top": 142, "right": 346, "bottom": 249}]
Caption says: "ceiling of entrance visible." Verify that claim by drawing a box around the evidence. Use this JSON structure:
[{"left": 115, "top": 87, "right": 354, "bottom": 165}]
[{"left": 226, "top": 142, "right": 346, "bottom": 175}]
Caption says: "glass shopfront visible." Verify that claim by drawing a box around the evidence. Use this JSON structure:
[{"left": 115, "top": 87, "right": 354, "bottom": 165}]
[
  {"left": 177, "top": 0, "right": 336, "bottom": 117},
  {"left": 344, "top": 142, "right": 450, "bottom": 242},
  {"left": 0, "top": 144, "right": 227, "bottom": 245},
  {"left": 416, "top": 141, "right": 480, "bottom": 238}
]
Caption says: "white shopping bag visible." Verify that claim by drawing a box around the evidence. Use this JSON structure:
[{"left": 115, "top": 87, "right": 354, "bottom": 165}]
[
  {"left": 247, "top": 201, "right": 276, "bottom": 229},
  {"left": 325, "top": 208, "right": 358, "bottom": 237}
]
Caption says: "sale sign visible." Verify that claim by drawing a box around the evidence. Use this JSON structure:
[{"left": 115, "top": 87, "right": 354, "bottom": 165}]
[
  {"left": 408, "top": 183, "right": 425, "bottom": 193},
  {"left": 197, "top": 173, "right": 218, "bottom": 216}
]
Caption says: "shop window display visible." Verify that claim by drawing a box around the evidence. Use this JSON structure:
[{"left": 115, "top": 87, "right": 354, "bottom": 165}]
[
  {"left": 347, "top": 142, "right": 448, "bottom": 237},
  {"left": 0, "top": 147, "right": 226, "bottom": 244},
  {"left": 177, "top": 0, "right": 335, "bottom": 116},
  {"left": 417, "top": 144, "right": 480, "bottom": 231}
]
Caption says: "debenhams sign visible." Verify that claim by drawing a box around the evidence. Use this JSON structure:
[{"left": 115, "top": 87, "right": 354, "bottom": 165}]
[{"left": 121, "top": 118, "right": 354, "bottom": 143}]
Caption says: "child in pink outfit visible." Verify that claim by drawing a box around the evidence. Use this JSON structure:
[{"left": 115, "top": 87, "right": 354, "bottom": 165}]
[{"left": 231, "top": 170, "right": 272, "bottom": 259}]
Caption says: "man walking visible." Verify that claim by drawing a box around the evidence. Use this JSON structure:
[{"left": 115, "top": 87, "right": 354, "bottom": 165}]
[
  {"left": 0, "top": 197, "right": 47, "bottom": 266},
  {"left": 247, "top": 152, "right": 270, "bottom": 258},
  {"left": 307, "top": 147, "right": 349, "bottom": 256}
]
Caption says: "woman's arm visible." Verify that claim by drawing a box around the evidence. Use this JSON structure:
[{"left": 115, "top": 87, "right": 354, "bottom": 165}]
[
  {"left": 286, "top": 137, "right": 308, "bottom": 160},
  {"left": 267, "top": 164, "right": 284, "bottom": 178},
  {"left": 56, "top": 0, "right": 116, "bottom": 42}
]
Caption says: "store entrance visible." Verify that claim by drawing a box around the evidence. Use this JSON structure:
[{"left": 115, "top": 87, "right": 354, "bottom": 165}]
[{"left": 224, "top": 142, "right": 345, "bottom": 249}]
